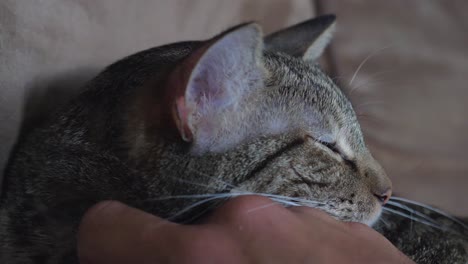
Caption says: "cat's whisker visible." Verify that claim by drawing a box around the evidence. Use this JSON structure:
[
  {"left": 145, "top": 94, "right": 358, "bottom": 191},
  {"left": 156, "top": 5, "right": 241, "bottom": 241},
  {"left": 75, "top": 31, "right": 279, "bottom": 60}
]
[
  {"left": 378, "top": 216, "right": 390, "bottom": 228},
  {"left": 245, "top": 197, "right": 306, "bottom": 214},
  {"left": 255, "top": 193, "right": 315, "bottom": 203},
  {"left": 348, "top": 70, "right": 396, "bottom": 95},
  {"left": 143, "top": 193, "right": 237, "bottom": 202},
  {"left": 166, "top": 195, "right": 231, "bottom": 222},
  {"left": 389, "top": 197, "right": 468, "bottom": 230},
  {"left": 334, "top": 69, "right": 394, "bottom": 90},
  {"left": 385, "top": 200, "right": 440, "bottom": 227},
  {"left": 253, "top": 193, "right": 325, "bottom": 206},
  {"left": 143, "top": 191, "right": 325, "bottom": 222},
  {"left": 382, "top": 207, "right": 446, "bottom": 232},
  {"left": 382, "top": 207, "right": 467, "bottom": 239},
  {"left": 350, "top": 79, "right": 413, "bottom": 96},
  {"left": 354, "top": 69, "right": 395, "bottom": 82},
  {"left": 269, "top": 198, "right": 301, "bottom": 207},
  {"left": 183, "top": 166, "right": 239, "bottom": 190},
  {"left": 349, "top": 81, "right": 389, "bottom": 97},
  {"left": 349, "top": 44, "right": 396, "bottom": 86},
  {"left": 246, "top": 201, "right": 282, "bottom": 214},
  {"left": 163, "top": 192, "right": 308, "bottom": 221},
  {"left": 142, "top": 191, "right": 324, "bottom": 209}
]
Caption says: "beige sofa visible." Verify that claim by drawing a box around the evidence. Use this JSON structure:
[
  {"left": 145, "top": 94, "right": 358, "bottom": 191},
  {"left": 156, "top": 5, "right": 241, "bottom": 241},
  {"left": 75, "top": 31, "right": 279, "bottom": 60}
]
[{"left": 1, "top": 0, "right": 466, "bottom": 216}]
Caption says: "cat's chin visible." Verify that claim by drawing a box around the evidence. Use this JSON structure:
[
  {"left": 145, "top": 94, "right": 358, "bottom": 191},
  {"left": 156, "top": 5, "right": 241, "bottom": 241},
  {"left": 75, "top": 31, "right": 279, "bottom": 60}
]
[{"left": 364, "top": 203, "right": 384, "bottom": 227}]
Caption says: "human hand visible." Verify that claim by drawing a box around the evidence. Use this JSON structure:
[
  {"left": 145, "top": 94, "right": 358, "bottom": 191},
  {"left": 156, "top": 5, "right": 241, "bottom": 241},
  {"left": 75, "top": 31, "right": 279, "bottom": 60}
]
[{"left": 78, "top": 196, "right": 414, "bottom": 264}]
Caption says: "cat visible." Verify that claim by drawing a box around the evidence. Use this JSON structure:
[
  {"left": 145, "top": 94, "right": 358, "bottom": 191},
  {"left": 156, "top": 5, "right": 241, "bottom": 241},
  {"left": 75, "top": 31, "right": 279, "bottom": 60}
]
[{"left": 0, "top": 14, "right": 466, "bottom": 264}]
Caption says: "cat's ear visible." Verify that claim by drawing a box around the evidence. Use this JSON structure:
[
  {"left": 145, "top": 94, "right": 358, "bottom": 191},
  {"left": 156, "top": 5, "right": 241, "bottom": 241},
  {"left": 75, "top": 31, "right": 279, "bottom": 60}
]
[
  {"left": 264, "top": 14, "right": 336, "bottom": 61},
  {"left": 167, "top": 23, "right": 264, "bottom": 144}
]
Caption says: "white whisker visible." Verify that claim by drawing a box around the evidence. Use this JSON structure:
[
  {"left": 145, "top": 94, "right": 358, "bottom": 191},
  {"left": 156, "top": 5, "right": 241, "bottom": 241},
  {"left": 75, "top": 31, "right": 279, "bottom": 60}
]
[
  {"left": 269, "top": 197, "right": 301, "bottom": 207},
  {"left": 349, "top": 44, "right": 396, "bottom": 86},
  {"left": 386, "top": 201, "right": 440, "bottom": 227},
  {"left": 349, "top": 70, "right": 395, "bottom": 95},
  {"left": 143, "top": 191, "right": 324, "bottom": 207},
  {"left": 183, "top": 166, "right": 238, "bottom": 189},
  {"left": 166, "top": 195, "right": 230, "bottom": 221},
  {"left": 382, "top": 207, "right": 445, "bottom": 232},
  {"left": 246, "top": 202, "right": 280, "bottom": 214},
  {"left": 145, "top": 193, "right": 236, "bottom": 202},
  {"left": 143, "top": 191, "right": 325, "bottom": 222},
  {"left": 379, "top": 216, "right": 390, "bottom": 228},
  {"left": 255, "top": 193, "right": 324, "bottom": 206},
  {"left": 390, "top": 197, "right": 468, "bottom": 230},
  {"left": 382, "top": 207, "right": 467, "bottom": 239},
  {"left": 245, "top": 197, "right": 307, "bottom": 214}
]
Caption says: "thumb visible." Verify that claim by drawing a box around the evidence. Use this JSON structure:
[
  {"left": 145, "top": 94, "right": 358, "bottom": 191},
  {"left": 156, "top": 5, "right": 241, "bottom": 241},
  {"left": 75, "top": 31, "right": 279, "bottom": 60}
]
[{"left": 77, "top": 201, "right": 181, "bottom": 264}]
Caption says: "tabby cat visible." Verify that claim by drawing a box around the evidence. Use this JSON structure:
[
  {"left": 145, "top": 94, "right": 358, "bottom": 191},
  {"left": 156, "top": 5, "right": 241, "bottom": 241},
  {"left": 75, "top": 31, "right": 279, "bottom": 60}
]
[{"left": 0, "top": 15, "right": 466, "bottom": 264}]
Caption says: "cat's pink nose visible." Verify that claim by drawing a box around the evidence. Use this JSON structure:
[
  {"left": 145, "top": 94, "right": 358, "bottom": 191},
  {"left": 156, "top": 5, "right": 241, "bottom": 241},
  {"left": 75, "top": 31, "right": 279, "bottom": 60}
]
[{"left": 374, "top": 188, "right": 391, "bottom": 205}]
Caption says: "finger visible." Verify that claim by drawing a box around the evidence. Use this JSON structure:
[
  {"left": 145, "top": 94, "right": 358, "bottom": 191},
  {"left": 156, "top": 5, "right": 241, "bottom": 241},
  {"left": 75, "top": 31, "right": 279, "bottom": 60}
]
[
  {"left": 205, "top": 195, "right": 291, "bottom": 227},
  {"left": 204, "top": 195, "right": 310, "bottom": 249},
  {"left": 288, "top": 205, "right": 336, "bottom": 221},
  {"left": 289, "top": 206, "right": 367, "bottom": 235},
  {"left": 204, "top": 196, "right": 327, "bottom": 263},
  {"left": 77, "top": 201, "right": 182, "bottom": 264}
]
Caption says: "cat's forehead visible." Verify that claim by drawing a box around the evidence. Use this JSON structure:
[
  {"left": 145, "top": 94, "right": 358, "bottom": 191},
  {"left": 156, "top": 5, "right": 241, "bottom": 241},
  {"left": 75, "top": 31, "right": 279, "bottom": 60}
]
[
  {"left": 263, "top": 52, "right": 329, "bottom": 86},
  {"left": 261, "top": 52, "right": 351, "bottom": 121}
]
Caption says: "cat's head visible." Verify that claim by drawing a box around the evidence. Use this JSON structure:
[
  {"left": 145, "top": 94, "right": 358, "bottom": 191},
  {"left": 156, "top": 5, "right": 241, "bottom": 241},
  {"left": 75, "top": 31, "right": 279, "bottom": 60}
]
[{"left": 131, "top": 15, "right": 391, "bottom": 226}]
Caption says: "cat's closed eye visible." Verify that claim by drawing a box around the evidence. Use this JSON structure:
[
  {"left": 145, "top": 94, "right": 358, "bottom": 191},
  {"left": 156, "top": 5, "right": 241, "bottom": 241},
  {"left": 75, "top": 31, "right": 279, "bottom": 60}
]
[
  {"left": 305, "top": 134, "right": 338, "bottom": 154},
  {"left": 320, "top": 140, "right": 339, "bottom": 155},
  {"left": 307, "top": 135, "right": 357, "bottom": 169}
]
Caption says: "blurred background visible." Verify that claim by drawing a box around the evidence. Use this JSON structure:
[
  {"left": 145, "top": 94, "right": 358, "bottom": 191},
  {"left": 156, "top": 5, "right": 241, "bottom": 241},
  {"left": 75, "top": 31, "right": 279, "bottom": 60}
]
[{"left": 1, "top": 0, "right": 467, "bottom": 216}]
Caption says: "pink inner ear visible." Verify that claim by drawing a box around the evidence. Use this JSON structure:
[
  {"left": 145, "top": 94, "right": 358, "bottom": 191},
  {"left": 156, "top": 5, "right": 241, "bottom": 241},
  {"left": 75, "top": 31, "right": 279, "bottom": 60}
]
[
  {"left": 175, "top": 96, "right": 193, "bottom": 142},
  {"left": 167, "top": 24, "right": 263, "bottom": 148}
]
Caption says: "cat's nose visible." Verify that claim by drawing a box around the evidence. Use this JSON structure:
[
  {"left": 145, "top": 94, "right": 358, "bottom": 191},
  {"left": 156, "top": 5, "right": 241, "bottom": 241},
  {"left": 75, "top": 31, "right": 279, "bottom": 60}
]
[
  {"left": 373, "top": 188, "right": 391, "bottom": 205},
  {"left": 364, "top": 156, "right": 392, "bottom": 205}
]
